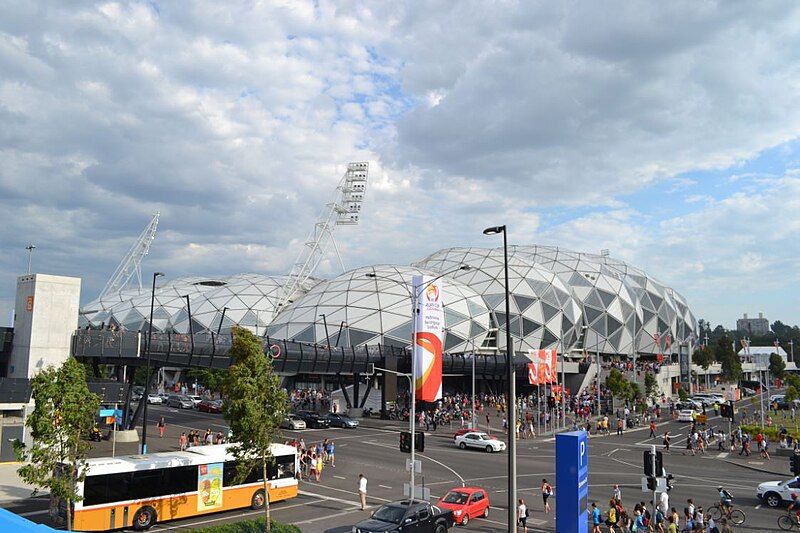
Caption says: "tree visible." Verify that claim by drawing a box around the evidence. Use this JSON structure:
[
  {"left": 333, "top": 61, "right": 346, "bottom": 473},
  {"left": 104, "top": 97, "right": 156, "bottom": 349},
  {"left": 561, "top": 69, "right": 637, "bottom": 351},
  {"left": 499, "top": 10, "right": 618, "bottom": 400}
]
[
  {"left": 785, "top": 386, "right": 799, "bottom": 404},
  {"left": 222, "top": 327, "right": 288, "bottom": 533},
  {"left": 605, "top": 369, "right": 628, "bottom": 399},
  {"left": 677, "top": 386, "right": 688, "bottom": 402},
  {"left": 15, "top": 358, "right": 100, "bottom": 531},
  {"left": 692, "top": 346, "right": 714, "bottom": 370},
  {"left": 188, "top": 368, "right": 227, "bottom": 394},
  {"left": 715, "top": 336, "right": 742, "bottom": 382},
  {"left": 769, "top": 352, "right": 786, "bottom": 379},
  {"left": 644, "top": 372, "right": 658, "bottom": 399}
]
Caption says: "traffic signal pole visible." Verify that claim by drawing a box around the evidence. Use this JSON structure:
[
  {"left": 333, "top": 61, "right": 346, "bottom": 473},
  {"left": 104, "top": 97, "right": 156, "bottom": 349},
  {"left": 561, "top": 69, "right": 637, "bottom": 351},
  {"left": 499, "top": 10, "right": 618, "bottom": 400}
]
[{"left": 651, "top": 444, "right": 658, "bottom": 521}]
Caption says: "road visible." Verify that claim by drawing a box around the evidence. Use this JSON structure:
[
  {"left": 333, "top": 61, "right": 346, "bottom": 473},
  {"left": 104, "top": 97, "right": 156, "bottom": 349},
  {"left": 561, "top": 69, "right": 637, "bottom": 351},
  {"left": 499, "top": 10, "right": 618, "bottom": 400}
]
[{"left": 4, "top": 402, "right": 794, "bottom": 532}]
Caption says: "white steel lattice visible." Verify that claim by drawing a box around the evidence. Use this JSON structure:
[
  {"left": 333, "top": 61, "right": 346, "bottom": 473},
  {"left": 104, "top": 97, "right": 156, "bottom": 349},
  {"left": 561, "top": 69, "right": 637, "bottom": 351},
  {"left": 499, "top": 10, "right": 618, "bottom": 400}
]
[{"left": 98, "top": 212, "right": 160, "bottom": 300}]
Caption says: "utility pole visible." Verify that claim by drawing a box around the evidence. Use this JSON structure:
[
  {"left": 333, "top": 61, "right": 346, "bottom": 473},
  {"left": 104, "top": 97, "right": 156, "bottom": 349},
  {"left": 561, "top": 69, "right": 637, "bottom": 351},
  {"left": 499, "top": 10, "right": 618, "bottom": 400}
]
[{"left": 25, "top": 244, "right": 35, "bottom": 274}]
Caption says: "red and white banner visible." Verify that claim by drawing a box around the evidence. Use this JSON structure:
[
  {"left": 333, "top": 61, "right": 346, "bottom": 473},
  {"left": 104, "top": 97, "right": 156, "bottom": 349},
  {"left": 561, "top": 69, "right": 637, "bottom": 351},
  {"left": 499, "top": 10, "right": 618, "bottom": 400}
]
[
  {"left": 527, "top": 362, "right": 539, "bottom": 385},
  {"left": 527, "top": 349, "right": 557, "bottom": 384},
  {"left": 413, "top": 275, "right": 444, "bottom": 402}
]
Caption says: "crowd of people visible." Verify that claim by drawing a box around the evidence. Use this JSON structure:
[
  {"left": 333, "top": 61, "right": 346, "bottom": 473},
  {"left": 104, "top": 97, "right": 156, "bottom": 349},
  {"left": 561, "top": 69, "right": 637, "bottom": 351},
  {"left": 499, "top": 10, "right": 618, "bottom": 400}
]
[
  {"left": 178, "top": 428, "right": 227, "bottom": 450},
  {"left": 283, "top": 437, "right": 336, "bottom": 482}
]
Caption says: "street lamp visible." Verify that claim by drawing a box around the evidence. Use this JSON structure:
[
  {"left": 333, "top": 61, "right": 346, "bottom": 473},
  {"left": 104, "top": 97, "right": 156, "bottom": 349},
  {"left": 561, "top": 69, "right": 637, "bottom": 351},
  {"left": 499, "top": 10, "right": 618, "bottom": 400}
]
[
  {"left": 365, "top": 265, "right": 469, "bottom": 502},
  {"left": 482, "top": 224, "right": 516, "bottom": 533},
  {"left": 25, "top": 244, "right": 36, "bottom": 274},
  {"left": 141, "top": 271, "right": 164, "bottom": 454}
]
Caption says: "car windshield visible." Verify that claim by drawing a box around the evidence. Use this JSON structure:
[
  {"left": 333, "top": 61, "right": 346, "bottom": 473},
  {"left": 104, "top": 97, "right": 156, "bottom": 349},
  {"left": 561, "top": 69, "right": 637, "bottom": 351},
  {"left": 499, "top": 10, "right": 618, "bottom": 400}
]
[
  {"left": 477, "top": 434, "right": 490, "bottom": 440},
  {"left": 372, "top": 505, "right": 406, "bottom": 524},
  {"left": 442, "top": 491, "right": 469, "bottom": 504}
]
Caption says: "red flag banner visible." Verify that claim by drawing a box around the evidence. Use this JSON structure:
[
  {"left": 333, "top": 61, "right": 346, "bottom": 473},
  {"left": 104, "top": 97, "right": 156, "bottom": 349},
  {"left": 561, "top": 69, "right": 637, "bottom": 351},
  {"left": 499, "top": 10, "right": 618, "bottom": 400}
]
[{"left": 528, "top": 362, "right": 539, "bottom": 385}]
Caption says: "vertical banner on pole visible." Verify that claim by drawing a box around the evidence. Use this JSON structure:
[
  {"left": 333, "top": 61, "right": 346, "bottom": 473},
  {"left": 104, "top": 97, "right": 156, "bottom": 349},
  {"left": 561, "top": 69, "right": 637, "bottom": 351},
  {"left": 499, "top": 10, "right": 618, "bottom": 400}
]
[
  {"left": 556, "top": 431, "right": 589, "bottom": 533},
  {"left": 412, "top": 275, "right": 444, "bottom": 402},
  {"left": 528, "top": 362, "right": 539, "bottom": 385}
]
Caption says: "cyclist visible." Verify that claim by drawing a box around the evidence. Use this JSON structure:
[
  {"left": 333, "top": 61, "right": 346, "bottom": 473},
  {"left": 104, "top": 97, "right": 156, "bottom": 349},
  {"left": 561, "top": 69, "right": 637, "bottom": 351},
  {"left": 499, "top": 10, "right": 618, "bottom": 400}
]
[
  {"left": 787, "top": 492, "right": 800, "bottom": 524},
  {"left": 717, "top": 486, "right": 734, "bottom": 516}
]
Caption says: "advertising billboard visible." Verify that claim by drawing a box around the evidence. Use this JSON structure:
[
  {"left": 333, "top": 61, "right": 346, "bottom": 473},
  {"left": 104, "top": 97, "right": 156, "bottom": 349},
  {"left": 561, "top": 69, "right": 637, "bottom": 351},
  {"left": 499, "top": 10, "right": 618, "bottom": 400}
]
[
  {"left": 413, "top": 275, "right": 444, "bottom": 402},
  {"left": 556, "top": 431, "right": 589, "bottom": 533}
]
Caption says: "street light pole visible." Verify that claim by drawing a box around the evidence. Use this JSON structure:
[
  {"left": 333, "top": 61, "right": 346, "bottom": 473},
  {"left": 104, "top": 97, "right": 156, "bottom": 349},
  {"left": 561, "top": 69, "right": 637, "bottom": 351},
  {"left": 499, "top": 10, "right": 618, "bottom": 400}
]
[
  {"left": 25, "top": 244, "right": 36, "bottom": 274},
  {"left": 141, "top": 271, "right": 164, "bottom": 454},
  {"left": 484, "top": 225, "right": 516, "bottom": 533}
]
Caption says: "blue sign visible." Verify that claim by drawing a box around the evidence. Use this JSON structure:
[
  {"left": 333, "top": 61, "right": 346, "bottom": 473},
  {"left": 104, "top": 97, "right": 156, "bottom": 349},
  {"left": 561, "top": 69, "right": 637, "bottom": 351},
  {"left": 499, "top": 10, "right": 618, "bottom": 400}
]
[{"left": 556, "top": 431, "right": 589, "bottom": 533}]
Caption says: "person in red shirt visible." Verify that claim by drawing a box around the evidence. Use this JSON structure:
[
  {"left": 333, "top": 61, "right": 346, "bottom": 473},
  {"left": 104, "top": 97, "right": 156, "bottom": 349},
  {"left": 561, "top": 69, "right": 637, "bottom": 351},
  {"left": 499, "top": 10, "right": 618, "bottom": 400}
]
[{"left": 649, "top": 420, "right": 657, "bottom": 438}]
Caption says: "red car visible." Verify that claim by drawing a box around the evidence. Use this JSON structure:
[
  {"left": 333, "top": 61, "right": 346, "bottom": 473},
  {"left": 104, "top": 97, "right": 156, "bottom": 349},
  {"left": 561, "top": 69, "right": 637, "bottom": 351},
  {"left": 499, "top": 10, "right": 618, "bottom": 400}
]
[
  {"left": 437, "top": 486, "right": 490, "bottom": 526},
  {"left": 197, "top": 399, "right": 223, "bottom": 413}
]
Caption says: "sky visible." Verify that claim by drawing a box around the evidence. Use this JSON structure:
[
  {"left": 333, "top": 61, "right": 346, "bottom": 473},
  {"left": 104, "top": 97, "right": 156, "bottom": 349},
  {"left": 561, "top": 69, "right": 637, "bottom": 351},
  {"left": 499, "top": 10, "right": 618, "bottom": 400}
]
[{"left": 1, "top": 1, "right": 799, "bottom": 329}]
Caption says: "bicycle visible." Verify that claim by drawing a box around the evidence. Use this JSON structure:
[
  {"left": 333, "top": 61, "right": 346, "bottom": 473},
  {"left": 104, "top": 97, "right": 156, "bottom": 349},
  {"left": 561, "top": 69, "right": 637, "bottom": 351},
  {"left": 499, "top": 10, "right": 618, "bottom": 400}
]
[
  {"left": 778, "top": 510, "right": 800, "bottom": 531},
  {"left": 707, "top": 503, "right": 746, "bottom": 525}
]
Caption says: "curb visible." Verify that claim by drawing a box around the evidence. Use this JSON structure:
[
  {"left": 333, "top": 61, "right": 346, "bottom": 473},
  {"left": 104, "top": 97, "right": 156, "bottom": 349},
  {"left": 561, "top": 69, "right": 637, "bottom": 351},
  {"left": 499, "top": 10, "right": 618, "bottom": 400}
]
[{"left": 721, "top": 458, "right": 786, "bottom": 477}]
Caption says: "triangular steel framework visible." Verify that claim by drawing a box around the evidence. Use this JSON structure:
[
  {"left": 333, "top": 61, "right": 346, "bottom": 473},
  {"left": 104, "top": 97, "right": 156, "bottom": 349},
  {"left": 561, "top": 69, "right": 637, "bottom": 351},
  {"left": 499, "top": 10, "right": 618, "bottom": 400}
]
[{"left": 98, "top": 212, "right": 160, "bottom": 300}]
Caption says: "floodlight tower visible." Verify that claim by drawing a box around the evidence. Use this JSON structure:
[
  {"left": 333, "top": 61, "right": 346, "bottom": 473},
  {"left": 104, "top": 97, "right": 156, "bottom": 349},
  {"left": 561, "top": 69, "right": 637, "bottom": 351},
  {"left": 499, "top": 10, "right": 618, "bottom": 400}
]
[
  {"left": 277, "top": 162, "right": 369, "bottom": 310},
  {"left": 98, "top": 212, "right": 160, "bottom": 300}
]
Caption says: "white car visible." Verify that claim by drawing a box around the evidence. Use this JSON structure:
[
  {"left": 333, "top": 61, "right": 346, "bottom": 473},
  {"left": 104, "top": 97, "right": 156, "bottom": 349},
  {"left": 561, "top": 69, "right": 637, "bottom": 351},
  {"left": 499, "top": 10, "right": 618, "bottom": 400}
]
[
  {"left": 146, "top": 394, "right": 163, "bottom": 404},
  {"left": 454, "top": 432, "right": 506, "bottom": 453},
  {"left": 187, "top": 395, "right": 203, "bottom": 407},
  {"left": 757, "top": 477, "right": 800, "bottom": 507},
  {"left": 677, "top": 409, "right": 695, "bottom": 423},
  {"left": 770, "top": 395, "right": 785, "bottom": 404}
]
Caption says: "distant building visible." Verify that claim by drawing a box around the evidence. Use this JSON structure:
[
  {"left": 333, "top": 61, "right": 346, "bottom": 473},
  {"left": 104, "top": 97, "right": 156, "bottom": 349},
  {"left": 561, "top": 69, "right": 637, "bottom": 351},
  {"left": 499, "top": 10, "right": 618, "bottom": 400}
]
[
  {"left": 737, "top": 345, "right": 788, "bottom": 366},
  {"left": 736, "top": 312, "right": 770, "bottom": 336}
]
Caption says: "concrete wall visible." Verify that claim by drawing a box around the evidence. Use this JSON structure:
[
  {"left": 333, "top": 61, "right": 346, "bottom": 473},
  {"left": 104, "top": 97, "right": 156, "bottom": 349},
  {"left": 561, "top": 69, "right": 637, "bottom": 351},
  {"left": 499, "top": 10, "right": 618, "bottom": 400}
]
[{"left": 7, "top": 274, "right": 81, "bottom": 378}]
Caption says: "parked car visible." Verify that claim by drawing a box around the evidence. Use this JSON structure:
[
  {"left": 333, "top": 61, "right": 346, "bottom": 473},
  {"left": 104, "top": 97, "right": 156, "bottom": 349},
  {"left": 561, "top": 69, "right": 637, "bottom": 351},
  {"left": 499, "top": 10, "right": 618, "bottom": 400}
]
[
  {"left": 296, "top": 410, "right": 330, "bottom": 429},
  {"left": 677, "top": 409, "right": 695, "bottom": 423},
  {"left": 146, "top": 394, "right": 163, "bottom": 404},
  {"left": 280, "top": 414, "right": 307, "bottom": 430},
  {"left": 167, "top": 394, "right": 194, "bottom": 409},
  {"left": 758, "top": 477, "right": 800, "bottom": 507},
  {"left": 454, "top": 432, "right": 506, "bottom": 453},
  {"left": 197, "top": 399, "right": 223, "bottom": 413},
  {"left": 324, "top": 413, "right": 359, "bottom": 428},
  {"left": 352, "top": 500, "right": 454, "bottom": 533},
  {"left": 437, "top": 487, "right": 490, "bottom": 526},
  {"left": 187, "top": 394, "right": 203, "bottom": 407}
]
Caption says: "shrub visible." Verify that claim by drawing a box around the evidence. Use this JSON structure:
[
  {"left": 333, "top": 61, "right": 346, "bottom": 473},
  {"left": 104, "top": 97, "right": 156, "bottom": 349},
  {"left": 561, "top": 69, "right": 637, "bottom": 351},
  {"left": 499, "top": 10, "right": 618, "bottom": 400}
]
[{"left": 186, "top": 518, "right": 301, "bottom": 533}]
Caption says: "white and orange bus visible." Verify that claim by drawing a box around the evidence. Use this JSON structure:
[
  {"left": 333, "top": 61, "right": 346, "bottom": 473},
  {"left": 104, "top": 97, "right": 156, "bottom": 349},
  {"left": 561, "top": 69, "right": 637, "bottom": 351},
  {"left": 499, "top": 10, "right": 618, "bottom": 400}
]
[{"left": 50, "top": 443, "right": 298, "bottom": 531}]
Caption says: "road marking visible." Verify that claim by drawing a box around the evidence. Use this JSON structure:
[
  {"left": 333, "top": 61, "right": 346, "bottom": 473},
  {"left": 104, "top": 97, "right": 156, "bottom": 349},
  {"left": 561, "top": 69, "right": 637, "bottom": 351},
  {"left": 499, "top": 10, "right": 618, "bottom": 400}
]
[
  {"left": 298, "top": 489, "right": 361, "bottom": 508},
  {"left": 293, "top": 507, "right": 365, "bottom": 525},
  {"left": 300, "top": 484, "right": 393, "bottom": 504},
  {"left": 378, "top": 484, "right": 392, "bottom": 489},
  {"left": 716, "top": 452, "right": 729, "bottom": 458},
  {"left": 369, "top": 441, "right": 467, "bottom": 485},
  {"left": 333, "top": 475, "right": 347, "bottom": 480},
  {"left": 755, "top": 504, "right": 761, "bottom": 509},
  {"left": 151, "top": 498, "right": 323, "bottom": 531}
]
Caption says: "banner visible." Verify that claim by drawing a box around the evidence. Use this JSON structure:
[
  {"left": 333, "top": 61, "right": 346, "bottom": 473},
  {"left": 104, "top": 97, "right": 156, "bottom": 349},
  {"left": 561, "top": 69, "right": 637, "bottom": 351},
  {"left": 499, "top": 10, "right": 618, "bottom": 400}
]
[
  {"left": 413, "top": 275, "right": 444, "bottom": 402},
  {"left": 537, "top": 349, "right": 558, "bottom": 384},
  {"left": 197, "top": 463, "right": 223, "bottom": 511},
  {"left": 527, "top": 362, "right": 539, "bottom": 385}
]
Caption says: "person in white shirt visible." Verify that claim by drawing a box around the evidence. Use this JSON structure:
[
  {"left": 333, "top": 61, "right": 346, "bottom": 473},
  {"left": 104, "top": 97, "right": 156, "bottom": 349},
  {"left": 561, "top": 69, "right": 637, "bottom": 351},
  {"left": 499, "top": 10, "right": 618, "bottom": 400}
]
[
  {"left": 358, "top": 473, "right": 367, "bottom": 510},
  {"left": 659, "top": 491, "right": 669, "bottom": 515},
  {"left": 517, "top": 498, "right": 528, "bottom": 533}
]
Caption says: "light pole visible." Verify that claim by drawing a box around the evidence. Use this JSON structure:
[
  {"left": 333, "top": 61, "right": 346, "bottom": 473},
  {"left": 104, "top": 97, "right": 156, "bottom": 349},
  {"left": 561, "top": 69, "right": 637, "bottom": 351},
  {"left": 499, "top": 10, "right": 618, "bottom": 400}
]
[
  {"left": 483, "top": 224, "right": 516, "bottom": 533},
  {"left": 141, "top": 271, "right": 164, "bottom": 454},
  {"left": 25, "top": 244, "right": 35, "bottom": 274},
  {"left": 366, "top": 265, "right": 469, "bottom": 502}
]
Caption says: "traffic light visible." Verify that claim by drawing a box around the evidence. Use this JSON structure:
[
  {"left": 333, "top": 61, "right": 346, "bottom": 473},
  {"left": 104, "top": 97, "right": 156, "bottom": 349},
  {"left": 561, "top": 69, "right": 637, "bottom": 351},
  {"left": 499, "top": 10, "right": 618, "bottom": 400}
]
[
  {"left": 646, "top": 477, "right": 657, "bottom": 490},
  {"left": 400, "top": 431, "right": 411, "bottom": 453},
  {"left": 416, "top": 431, "right": 425, "bottom": 453},
  {"left": 643, "top": 450, "right": 663, "bottom": 476},
  {"left": 666, "top": 473, "right": 675, "bottom": 492},
  {"left": 790, "top": 453, "right": 800, "bottom": 475},
  {"left": 720, "top": 402, "right": 734, "bottom": 419}
]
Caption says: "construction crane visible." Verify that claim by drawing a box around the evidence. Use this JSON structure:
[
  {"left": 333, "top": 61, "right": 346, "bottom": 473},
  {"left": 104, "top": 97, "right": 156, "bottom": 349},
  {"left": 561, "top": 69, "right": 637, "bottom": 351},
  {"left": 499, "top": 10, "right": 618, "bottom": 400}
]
[
  {"left": 276, "top": 162, "right": 369, "bottom": 310},
  {"left": 98, "top": 212, "right": 160, "bottom": 300}
]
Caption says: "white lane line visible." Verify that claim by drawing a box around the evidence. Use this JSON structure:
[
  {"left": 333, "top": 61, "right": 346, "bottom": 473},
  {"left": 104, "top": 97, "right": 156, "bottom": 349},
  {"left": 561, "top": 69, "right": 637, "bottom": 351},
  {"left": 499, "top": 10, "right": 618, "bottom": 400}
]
[
  {"left": 293, "top": 507, "right": 365, "bottom": 525},
  {"left": 151, "top": 498, "right": 323, "bottom": 531},
  {"left": 370, "top": 441, "right": 466, "bottom": 485},
  {"left": 298, "top": 489, "right": 361, "bottom": 508},
  {"left": 333, "top": 475, "right": 347, "bottom": 480},
  {"left": 716, "top": 452, "right": 729, "bottom": 458},
  {"left": 18, "top": 510, "right": 49, "bottom": 517},
  {"left": 378, "top": 484, "right": 392, "bottom": 489},
  {"left": 300, "top": 484, "right": 392, "bottom": 504}
]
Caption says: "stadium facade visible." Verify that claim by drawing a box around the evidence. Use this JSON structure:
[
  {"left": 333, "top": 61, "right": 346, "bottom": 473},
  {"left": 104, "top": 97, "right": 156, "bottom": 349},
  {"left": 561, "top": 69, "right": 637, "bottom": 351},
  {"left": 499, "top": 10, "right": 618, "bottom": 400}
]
[{"left": 80, "top": 245, "right": 697, "bottom": 356}]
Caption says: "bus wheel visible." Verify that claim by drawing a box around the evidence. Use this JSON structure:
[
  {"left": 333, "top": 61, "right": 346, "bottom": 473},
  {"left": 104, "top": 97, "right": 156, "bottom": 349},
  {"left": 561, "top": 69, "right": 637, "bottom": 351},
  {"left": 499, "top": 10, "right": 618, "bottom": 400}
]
[
  {"left": 251, "top": 489, "right": 267, "bottom": 510},
  {"left": 132, "top": 506, "right": 156, "bottom": 531}
]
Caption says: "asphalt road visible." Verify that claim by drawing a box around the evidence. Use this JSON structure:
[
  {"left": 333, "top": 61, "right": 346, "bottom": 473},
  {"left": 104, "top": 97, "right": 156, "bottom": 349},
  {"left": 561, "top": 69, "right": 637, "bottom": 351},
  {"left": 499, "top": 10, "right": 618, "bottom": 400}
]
[{"left": 6, "top": 402, "right": 796, "bottom": 532}]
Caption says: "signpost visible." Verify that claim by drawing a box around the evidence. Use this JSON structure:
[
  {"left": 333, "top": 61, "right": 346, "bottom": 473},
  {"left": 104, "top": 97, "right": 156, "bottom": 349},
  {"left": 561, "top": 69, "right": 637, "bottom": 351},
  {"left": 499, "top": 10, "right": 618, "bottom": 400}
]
[{"left": 556, "top": 431, "right": 589, "bottom": 533}]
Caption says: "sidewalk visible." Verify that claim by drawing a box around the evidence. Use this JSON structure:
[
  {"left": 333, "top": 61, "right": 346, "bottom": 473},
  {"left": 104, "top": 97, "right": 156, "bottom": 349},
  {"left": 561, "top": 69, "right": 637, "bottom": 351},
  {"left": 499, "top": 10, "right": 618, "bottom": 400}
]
[{"left": 0, "top": 463, "right": 44, "bottom": 503}]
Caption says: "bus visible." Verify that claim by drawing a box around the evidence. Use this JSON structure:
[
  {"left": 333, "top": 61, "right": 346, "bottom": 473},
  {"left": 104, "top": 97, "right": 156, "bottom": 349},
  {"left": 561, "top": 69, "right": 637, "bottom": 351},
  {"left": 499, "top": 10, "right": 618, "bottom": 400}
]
[{"left": 50, "top": 443, "right": 298, "bottom": 531}]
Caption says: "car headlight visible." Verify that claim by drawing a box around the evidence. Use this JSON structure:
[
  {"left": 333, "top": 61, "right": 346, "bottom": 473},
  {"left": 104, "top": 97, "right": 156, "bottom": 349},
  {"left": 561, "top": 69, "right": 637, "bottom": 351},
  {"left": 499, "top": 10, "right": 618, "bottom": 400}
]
[{"left": 453, "top": 510, "right": 462, "bottom": 516}]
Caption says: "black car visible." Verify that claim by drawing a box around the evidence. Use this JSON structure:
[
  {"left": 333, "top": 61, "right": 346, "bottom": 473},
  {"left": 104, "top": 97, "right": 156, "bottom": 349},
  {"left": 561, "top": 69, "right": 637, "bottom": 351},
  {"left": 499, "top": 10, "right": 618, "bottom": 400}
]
[
  {"left": 296, "top": 410, "right": 330, "bottom": 429},
  {"left": 324, "top": 413, "right": 359, "bottom": 428},
  {"left": 353, "top": 501, "right": 453, "bottom": 533}
]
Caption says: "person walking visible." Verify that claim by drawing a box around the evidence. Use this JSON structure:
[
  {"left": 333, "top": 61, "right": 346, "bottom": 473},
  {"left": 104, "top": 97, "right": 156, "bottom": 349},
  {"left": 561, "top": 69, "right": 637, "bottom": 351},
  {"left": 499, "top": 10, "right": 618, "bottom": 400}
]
[
  {"left": 541, "top": 478, "right": 553, "bottom": 514},
  {"left": 591, "top": 502, "right": 602, "bottom": 533},
  {"left": 358, "top": 473, "right": 367, "bottom": 510},
  {"left": 617, "top": 418, "right": 623, "bottom": 435},
  {"left": 663, "top": 431, "right": 671, "bottom": 453},
  {"left": 517, "top": 498, "right": 529, "bottom": 533},
  {"left": 158, "top": 416, "right": 166, "bottom": 438},
  {"left": 649, "top": 420, "right": 657, "bottom": 438},
  {"left": 327, "top": 440, "right": 335, "bottom": 467},
  {"left": 612, "top": 484, "right": 621, "bottom": 502},
  {"left": 179, "top": 431, "right": 188, "bottom": 451}
]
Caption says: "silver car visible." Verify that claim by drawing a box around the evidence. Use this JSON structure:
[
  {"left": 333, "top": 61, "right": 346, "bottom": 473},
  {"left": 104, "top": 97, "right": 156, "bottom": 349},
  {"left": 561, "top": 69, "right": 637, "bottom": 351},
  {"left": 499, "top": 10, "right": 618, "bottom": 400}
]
[
  {"left": 280, "top": 414, "right": 307, "bottom": 430},
  {"left": 167, "top": 394, "right": 194, "bottom": 409}
]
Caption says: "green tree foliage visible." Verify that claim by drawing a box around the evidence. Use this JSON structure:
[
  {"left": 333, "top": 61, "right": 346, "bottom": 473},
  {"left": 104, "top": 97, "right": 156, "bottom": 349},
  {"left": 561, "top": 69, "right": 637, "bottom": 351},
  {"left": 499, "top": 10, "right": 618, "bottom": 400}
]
[
  {"left": 785, "top": 374, "right": 800, "bottom": 391},
  {"left": 222, "top": 327, "right": 288, "bottom": 533},
  {"left": 15, "top": 358, "right": 100, "bottom": 531},
  {"left": 715, "top": 336, "right": 742, "bottom": 382},
  {"left": 644, "top": 372, "right": 659, "bottom": 399},
  {"left": 769, "top": 352, "right": 786, "bottom": 379},
  {"left": 785, "top": 386, "right": 799, "bottom": 404},
  {"left": 677, "top": 386, "right": 688, "bottom": 401},
  {"left": 605, "top": 368, "right": 628, "bottom": 399},
  {"left": 188, "top": 368, "right": 227, "bottom": 393},
  {"left": 692, "top": 346, "right": 715, "bottom": 370}
]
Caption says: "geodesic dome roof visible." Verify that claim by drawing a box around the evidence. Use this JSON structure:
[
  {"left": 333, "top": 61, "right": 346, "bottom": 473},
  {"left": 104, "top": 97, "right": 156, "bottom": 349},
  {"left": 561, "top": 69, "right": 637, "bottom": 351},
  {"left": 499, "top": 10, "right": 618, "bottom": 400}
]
[
  {"left": 413, "top": 247, "right": 583, "bottom": 352},
  {"left": 266, "top": 265, "right": 492, "bottom": 352}
]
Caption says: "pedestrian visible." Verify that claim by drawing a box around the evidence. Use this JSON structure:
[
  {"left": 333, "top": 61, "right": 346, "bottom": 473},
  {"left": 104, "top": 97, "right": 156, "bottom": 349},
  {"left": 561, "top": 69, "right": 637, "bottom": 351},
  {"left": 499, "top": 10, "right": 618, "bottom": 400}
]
[
  {"left": 606, "top": 499, "right": 618, "bottom": 532},
  {"left": 517, "top": 498, "right": 528, "bottom": 533},
  {"left": 591, "top": 502, "right": 602, "bottom": 533},
  {"left": 158, "top": 416, "right": 166, "bottom": 438},
  {"left": 316, "top": 453, "right": 324, "bottom": 481},
  {"left": 617, "top": 418, "right": 623, "bottom": 435},
  {"left": 612, "top": 484, "right": 621, "bottom": 502},
  {"left": 327, "top": 440, "right": 335, "bottom": 467},
  {"left": 649, "top": 420, "right": 657, "bottom": 438},
  {"left": 667, "top": 515, "right": 678, "bottom": 533},
  {"left": 541, "top": 478, "right": 553, "bottom": 514},
  {"left": 179, "top": 431, "right": 187, "bottom": 451},
  {"left": 358, "top": 473, "right": 367, "bottom": 510}
]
